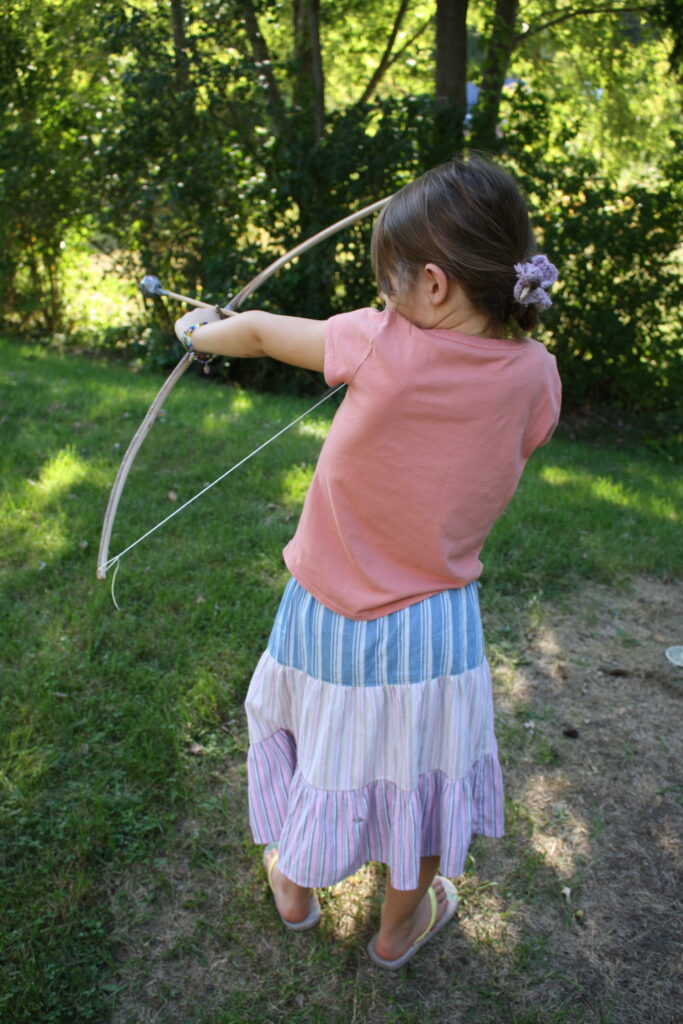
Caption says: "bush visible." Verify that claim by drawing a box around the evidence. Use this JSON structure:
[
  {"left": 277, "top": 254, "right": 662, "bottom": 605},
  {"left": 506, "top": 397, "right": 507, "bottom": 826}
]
[{"left": 522, "top": 163, "right": 683, "bottom": 415}]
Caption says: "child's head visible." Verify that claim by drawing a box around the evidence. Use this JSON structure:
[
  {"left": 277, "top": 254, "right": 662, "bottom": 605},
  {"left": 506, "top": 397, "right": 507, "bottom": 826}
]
[{"left": 371, "top": 156, "right": 546, "bottom": 336}]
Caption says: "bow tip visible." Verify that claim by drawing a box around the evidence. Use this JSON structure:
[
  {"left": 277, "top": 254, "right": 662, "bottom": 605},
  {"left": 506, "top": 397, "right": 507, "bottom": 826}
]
[{"left": 96, "top": 564, "right": 107, "bottom": 580}]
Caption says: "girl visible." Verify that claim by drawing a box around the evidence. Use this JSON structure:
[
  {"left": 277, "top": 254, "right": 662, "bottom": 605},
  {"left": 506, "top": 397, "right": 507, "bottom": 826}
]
[{"left": 175, "top": 155, "right": 561, "bottom": 969}]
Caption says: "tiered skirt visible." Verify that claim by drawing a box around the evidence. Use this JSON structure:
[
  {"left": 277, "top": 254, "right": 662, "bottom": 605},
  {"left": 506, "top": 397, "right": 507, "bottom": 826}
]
[{"left": 245, "top": 578, "right": 504, "bottom": 891}]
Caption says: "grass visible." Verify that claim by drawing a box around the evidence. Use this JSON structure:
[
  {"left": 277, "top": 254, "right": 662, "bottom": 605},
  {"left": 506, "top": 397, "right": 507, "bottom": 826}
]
[{"left": 1, "top": 336, "right": 681, "bottom": 1024}]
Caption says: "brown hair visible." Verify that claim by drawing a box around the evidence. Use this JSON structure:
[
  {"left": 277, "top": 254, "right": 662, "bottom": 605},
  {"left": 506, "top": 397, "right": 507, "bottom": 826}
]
[{"left": 371, "top": 155, "right": 540, "bottom": 336}]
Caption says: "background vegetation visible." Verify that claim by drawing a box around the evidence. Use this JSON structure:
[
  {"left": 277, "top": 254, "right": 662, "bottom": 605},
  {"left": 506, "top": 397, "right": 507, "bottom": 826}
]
[{"left": 1, "top": 0, "right": 683, "bottom": 414}]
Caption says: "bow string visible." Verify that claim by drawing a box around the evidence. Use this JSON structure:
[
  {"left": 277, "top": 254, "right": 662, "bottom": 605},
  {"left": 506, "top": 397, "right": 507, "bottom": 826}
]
[{"left": 96, "top": 196, "right": 391, "bottom": 583}]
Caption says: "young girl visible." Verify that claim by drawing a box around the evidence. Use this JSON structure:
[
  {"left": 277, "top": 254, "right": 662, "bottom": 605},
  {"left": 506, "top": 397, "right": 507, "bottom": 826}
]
[{"left": 175, "top": 155, "right": 561, "bottom": 969}]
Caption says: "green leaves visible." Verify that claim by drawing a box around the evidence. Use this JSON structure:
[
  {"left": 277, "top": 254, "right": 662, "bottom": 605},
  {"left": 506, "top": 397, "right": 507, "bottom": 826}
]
[{"left": 1, "top": 1, "right": 682, "bottom": 413}]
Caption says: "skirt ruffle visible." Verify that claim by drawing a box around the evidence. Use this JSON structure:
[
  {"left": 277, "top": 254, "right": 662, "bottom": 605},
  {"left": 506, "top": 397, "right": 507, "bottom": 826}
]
[{"left": 248, "top": 727, "right": 504, "bottom": 889}]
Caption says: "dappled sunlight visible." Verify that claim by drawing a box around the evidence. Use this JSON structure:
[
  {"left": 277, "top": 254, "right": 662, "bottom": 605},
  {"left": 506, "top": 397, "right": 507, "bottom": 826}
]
[
  {"left": 653, "top": 819, "right": 683, "bottom": 868},
  {"left": 539, "top": 464, "right": 679, "bottom": 521},
  {"left": 35, "top": 447, "right": 89, "bottom": 500},
  {"left": 180, "top": 667, "right": 225, "bottom": 729},
  {"left": 229, "top": 390, "right": 255, "bottom": 415},
  {"left": 195, "top": 389, "right": 259, "bottom": 434},
  {"left": 2, "top": 449, "right": 115, "bottom": 569},
  {"left": 532, "top": 626, "right": 567, "bottom": 681},
  {"left": 325, "top": 863, "right": 381, "bottom": 941},
  {"left": 10, "top": 449, "right": 91, "bottom": 562},
  {"left": 296, "top": 419, "right": 330, "bottom": 442},
  {"left": 280, "top": 463, "right": 314, "bottom": 505},
  {"left": 491, "top": 662, "right": 534, "bottom": 709},
  {"left": 523, "top": 773, "right": 591, "bottom": 877},
  {"left": 8, "top": 493, "right": 68, "bottom": 566},
  {"left": 197, "top": 409, "right": 233, "bottom": 435},
  {"left": 458, "top": 882, "right": 521, "bottom": 951},
  {"left": 1, "top": 725, "right": 53, "bottom": 800}
]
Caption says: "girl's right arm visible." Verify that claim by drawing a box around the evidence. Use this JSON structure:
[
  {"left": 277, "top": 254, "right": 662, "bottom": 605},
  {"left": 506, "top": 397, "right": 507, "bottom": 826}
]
[{"left": 175, "top": 309, "right": 326, "bottom": 373}]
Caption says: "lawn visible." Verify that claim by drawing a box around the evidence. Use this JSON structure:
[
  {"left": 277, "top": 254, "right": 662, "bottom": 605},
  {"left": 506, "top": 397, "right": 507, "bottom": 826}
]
[{"left": 1, "top": 338, "right": 681, "bottom": 1024}]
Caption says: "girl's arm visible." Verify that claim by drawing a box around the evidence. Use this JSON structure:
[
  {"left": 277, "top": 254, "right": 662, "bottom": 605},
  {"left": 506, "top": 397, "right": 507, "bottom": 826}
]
[{"left": 175, "top": 309, "right": 326, "bottom": 373}]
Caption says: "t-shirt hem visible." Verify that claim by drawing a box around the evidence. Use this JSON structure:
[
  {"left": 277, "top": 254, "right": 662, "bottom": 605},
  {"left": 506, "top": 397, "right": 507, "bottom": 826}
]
[{"left": 283, "top": 561, "right": 478, "bottom": 621}]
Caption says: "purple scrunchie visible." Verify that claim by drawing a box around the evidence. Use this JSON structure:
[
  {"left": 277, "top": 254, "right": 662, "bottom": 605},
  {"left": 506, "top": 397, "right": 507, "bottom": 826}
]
[{"left": 513, "top": 254, "right": 558, "bottom": 311}]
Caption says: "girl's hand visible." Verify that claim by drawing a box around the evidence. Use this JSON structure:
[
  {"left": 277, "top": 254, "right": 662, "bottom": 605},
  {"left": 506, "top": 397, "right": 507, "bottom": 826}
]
[{"left": 174, "top": 307, "right": 223, "bottom": 342}]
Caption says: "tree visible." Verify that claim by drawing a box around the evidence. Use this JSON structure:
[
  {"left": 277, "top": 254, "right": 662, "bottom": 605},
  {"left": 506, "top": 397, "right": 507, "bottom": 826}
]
[
  {"left": 470, "top": 0, "right": 519, "bottom": 149},
  {"left": 0, "top": 0, "right": 109, "bottom": 329},
  {"left": 2, "top": 0, "right": 682, "bottom": 416}
]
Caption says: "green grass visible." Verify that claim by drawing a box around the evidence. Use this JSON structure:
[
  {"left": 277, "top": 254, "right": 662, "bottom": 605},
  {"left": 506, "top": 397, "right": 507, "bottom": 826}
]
[{"left": 1, "top": 337, "right": 681, "bottom": 1023}]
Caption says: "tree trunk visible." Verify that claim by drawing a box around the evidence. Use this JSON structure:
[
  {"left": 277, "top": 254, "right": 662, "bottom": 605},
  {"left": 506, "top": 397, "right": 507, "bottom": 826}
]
[
  {"left": 358, "top": 0, "right": 411, "bottom": 105},
  {"left": 435, "top": 0, "right": 469, "bottom": 123},
  {"left": 470, "top": 0, "right": 519, "bottom": 150},
  {"left": 169, "top": 0, "right": 189, "bottom": 88},
  {"left": 293, "top": 0, "right": 325, "bottom": 140},
  {"left": 240, "top": 0, "right": 287, "bottom": 136},
  {"left": 422, "top": 0, "right": 469, "bottom": 159}
]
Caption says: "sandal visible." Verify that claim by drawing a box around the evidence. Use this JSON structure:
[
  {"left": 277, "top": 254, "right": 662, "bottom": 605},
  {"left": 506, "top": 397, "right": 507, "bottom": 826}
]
[
  {"left": 367, "top": 876, "right": 458, "bottom": 969},
  {"left": 264, "top": 843, "right": 321, "bottom": 931}
]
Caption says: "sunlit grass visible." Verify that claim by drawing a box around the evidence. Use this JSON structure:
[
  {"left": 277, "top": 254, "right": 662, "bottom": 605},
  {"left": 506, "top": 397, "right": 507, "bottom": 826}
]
[
  {"left": 35, "top": 447, "right": 89, "bottom": 498},
  {"left": 297, "top": 419, "right": 330, "bottom": 441},
  {"left": 539, "top": 463, "right": 680, "bottom": 520},
  {"left": 280, "top": 463, "right": 315, "bottom": 503}
]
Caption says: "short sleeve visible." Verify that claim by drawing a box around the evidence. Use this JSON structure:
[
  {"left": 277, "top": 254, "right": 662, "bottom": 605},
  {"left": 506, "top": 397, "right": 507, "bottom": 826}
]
[
  {"left": 324, "top": 308, "right": 386, "bottom": 386},
  {"left": 523, "top": 351, "right": 562, "bottom": 455}
]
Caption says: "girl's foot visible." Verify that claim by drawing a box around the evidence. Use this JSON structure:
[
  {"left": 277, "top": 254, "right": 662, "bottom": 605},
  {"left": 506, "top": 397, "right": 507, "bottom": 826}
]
[
  {"left": 263, "top": 844, "right": 320, "bottom": 929},
  {"left": 371, "top": 876, "right": 454, "bottom": 963}
]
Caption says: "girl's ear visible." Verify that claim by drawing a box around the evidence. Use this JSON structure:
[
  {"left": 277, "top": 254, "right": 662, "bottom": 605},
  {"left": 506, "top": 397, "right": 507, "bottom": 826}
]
[{"left": 423, "top": 263, "right": 450, "bottom": 306}]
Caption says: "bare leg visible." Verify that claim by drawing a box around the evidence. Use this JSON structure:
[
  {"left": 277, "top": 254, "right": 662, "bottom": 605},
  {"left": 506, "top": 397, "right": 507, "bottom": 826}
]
[
  {"left": 373, "top": 855, "right": 450, "bottom": 962},
  {"left": 263, "top": 846, "right": 315, "bottom": 924}
]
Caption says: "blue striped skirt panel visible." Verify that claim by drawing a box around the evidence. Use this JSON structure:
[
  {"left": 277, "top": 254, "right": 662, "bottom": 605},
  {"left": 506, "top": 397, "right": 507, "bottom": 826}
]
[{"left": 268, "top": 577, "right": 486, "bottom": 686}]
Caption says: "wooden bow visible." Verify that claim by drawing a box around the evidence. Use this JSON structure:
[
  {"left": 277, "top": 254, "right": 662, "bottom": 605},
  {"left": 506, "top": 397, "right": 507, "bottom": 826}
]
[{"left": 96, "top": 196, "right": 391, "bottom": 580}]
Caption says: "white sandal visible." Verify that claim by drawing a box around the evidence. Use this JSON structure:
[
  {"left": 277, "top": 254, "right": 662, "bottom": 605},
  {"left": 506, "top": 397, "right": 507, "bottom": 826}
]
[
  {"left": 264, "top": 843, "right": 321, "bottom": 931},
  {"left": 367, "top": 876, "right": 459, "bottom": 969}
]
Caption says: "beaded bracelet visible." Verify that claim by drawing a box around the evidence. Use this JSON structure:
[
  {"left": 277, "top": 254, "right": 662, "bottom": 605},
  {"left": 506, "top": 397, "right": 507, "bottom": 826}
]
[{"left": 181, "top": 322, "right": 215, "bottom": 365}]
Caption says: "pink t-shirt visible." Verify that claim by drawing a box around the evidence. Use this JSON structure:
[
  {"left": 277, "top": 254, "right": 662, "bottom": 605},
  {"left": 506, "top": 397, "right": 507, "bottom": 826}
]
[{"left": 283, "top": 308, "right": 561, "bottom": 620}]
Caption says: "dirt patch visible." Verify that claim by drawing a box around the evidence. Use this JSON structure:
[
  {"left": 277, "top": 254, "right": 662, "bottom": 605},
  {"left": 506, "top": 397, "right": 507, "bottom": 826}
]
[
  {"left": 109, "top": 576, "right": 683, "bottom": 1024},
  {"left": 470, "top": 575, "right": 683, "bottom": 1023}
]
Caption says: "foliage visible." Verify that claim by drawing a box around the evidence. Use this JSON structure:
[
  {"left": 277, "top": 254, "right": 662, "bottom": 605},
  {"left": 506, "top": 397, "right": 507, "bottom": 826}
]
[
  {"left": 0, "top": 1, "right": 681, "bottom": 413},
  {"left": 0, "top": 0, "right": 110, "bottom": 330},
  {"left": 502, "top": 4, "right": 681, "bottom": 179},
  {"left": 541, "top": 171, "right": 683, "bottom": 414},
  {"left": 499, "top": 95, "right": 683, "bottom": 416}
]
